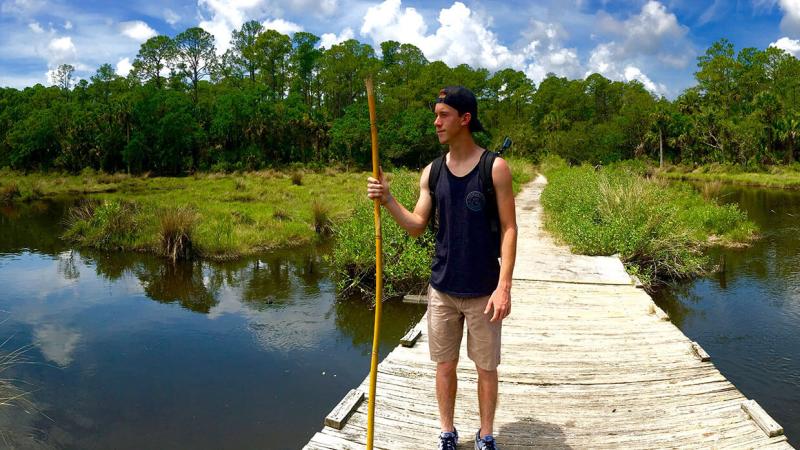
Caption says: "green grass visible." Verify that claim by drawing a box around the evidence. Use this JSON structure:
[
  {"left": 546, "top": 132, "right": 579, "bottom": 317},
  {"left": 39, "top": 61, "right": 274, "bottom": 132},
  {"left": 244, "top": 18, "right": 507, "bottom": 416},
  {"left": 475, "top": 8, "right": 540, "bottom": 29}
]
[
  {"left": 539, "top": 156, "right": 758, "bottom": 288},
  {"left": 3, "top": 167, "right": 365, "bottom": 259},
  {"left": 331, "top": 157, "right": 537, "bottom": 300},
  {"left": 657, "top": 163, "right": 800, "bottom": 190}
]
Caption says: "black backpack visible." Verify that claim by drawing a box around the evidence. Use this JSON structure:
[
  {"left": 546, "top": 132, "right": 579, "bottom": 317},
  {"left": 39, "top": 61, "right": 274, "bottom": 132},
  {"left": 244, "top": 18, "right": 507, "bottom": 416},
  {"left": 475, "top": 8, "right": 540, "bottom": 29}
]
[{"left": 427, "top": 150, "right": 500, "bottom": 237}]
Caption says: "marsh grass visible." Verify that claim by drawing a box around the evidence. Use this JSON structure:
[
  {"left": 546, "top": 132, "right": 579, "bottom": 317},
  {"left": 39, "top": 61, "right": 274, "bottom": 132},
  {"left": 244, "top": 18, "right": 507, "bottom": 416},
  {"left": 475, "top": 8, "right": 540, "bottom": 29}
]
[
  {"left": 540, "top": 157, "right": 757, "bottom": 288},
  {"left": 291, "top": 171, "right": 303, "bottom": 186},
  {"left": 312, "top": 200, "right": 332, "bottom": 235},
  {"left": 159, "top": 206, "right": 197, "bottom": 262},
  {"left": 0, "top": 182, "right": 21, "bottom": 204},
  {"left": 658, "top": 163, "right": 800, "bottom": 189}
]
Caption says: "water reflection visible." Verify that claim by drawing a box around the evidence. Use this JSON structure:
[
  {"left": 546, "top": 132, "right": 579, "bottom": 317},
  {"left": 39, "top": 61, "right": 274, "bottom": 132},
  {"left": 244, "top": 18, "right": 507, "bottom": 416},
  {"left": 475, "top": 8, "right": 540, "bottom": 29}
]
[
  {"left": 0, "top": 199, "right": 426, "bottom": 448},
  {"left": 654, "top": 182, "right": 800, "bottom": 446}
]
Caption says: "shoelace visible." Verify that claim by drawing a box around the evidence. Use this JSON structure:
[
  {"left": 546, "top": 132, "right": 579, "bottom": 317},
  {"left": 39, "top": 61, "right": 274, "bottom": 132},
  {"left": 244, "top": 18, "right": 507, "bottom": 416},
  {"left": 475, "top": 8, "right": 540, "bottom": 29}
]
[
  {"left": 439, "top": 434, "right": 457, "bottom": 450},
  {"left": 479, "top": 437, "right": 497, "bottom": 450}
]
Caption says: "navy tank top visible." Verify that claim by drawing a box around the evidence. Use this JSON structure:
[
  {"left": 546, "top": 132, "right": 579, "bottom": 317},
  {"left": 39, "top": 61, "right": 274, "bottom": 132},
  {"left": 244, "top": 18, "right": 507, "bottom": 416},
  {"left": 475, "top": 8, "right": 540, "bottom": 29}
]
[{"left": 429, "top": 159, "right": 500, "bottom": 297}]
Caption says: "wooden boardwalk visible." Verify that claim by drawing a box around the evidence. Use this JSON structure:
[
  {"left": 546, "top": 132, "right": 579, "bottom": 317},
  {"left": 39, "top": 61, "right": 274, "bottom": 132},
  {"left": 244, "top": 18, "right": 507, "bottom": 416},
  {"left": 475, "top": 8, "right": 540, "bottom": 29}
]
[{"left": 305, "top": 176, "right": 792, "bottom": 449}]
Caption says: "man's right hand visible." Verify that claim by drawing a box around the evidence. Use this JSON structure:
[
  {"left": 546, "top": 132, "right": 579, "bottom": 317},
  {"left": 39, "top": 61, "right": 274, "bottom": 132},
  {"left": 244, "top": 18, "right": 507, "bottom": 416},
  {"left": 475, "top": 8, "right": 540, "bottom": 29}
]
[{"left": 366, "top": 168, "right": 392, "bottom": 206}]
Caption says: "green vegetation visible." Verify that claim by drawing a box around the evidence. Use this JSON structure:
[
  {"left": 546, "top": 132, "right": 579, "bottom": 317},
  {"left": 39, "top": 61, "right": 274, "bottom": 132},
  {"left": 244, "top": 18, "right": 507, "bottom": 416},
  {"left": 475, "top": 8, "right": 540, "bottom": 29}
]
[
  {"left": 539, "top": 156, "right": 757, "bottom": 288},
  {"left": 657, "top": 163, "right": 800, "bottom": 189},
  {"left": 5, "top": 169, "right": 363, "bottom": 259},
  {"left": 331, "top": 158, "right": 536, "bottom": 299}
]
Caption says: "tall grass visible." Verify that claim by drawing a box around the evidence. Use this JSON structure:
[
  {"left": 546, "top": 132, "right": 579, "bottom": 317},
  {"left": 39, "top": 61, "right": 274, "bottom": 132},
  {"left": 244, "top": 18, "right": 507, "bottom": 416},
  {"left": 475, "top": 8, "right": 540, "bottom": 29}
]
[
  {"left": 158, "top": 206, "right": 197, "bottom": 262},
  {"left": 0, "top": 182, "right": 20, "bottom": 204},
  {"left": 62, "top": 199, "right": 140, "bottom": 251},
  {"left": 539, "top": 156, "right": 757, "bottom": 287}
]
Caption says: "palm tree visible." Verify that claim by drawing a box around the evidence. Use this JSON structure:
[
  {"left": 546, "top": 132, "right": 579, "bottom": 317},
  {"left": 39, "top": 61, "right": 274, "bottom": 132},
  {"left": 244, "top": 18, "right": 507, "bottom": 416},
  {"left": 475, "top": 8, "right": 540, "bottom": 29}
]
[{"left": 776, "top": 113, "right": 800, "bottom": 164}]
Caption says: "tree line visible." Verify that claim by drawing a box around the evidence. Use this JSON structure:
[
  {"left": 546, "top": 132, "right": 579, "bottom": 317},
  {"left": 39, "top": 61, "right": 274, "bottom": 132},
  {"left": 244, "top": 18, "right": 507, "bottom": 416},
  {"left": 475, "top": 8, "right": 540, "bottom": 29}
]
[{"left": 1, "top": 23, "right": 799, "bottom": 174}]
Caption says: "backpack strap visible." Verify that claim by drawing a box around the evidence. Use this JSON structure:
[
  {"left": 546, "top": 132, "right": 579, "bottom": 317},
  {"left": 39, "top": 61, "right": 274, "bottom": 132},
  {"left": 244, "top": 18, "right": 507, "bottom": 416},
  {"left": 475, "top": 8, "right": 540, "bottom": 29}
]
[
  {"left": 479, "top": 150, "right": 499, "bottom": 234},
  {"left": 428, "top": 153, "right": 446, "bottom": 233}
]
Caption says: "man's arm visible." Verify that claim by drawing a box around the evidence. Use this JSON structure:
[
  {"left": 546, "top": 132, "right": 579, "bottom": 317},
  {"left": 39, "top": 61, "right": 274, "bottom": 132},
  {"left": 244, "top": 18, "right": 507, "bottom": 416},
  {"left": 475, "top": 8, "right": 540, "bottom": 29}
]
[
  {"left": 366, "top": 164, "right": 433, "bottom": 238},
  {"left": 484, "top": 157, "right": 517, "bottom": 322}
]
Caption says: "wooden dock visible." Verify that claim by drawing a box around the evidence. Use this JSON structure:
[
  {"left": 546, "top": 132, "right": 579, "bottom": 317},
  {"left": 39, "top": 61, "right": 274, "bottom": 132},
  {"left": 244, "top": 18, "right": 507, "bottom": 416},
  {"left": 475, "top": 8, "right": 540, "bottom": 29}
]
[{"left": 305, "top": 176, "right": 792, "bottom": 449}]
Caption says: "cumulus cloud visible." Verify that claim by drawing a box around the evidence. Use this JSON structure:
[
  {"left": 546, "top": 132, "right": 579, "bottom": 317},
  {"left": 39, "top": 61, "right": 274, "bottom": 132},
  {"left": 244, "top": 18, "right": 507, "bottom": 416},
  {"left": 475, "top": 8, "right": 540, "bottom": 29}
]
[
  {"left": 586, "top": 42, "right": 666, "bottom": 95},
  {"left": 596, "top": 0, "right": 690, "bottom": 68},
  {"left": 521, "top": 20, "right": 582, "bottom": 83},
  {"left": 262, "top": 18, "right": 303, "bottom": 35},
  {"left": 623, "top": 66, "right": 666, "bottom": 95},
  {"left": 47, "top": 36, "right": 77, "bottom": 64},
  {"left": 120, "top": 20, "right": 157, "bottom": 42},
  {"left": 770, "top": 36, "right": 800, "bottom": 56},
  {"left": 361, "top": 0, "right": 522, "bottom": 71},
  {"left": 778, "top": 0, "right": 800, "bottom": 35},
  {"left": 64, "top": 20, "right": 73, "bottom": 30},
  {"left": 320, "top": 27, "right": 354, "bottom": 49},
  {"left": 116, "top": 57, "right": 133, "bottom": 76}
]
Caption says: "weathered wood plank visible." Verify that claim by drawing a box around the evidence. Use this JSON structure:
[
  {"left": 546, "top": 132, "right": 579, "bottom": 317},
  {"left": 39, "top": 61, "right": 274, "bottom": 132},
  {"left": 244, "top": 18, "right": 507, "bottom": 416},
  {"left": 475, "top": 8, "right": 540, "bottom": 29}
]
[
  {"left": 399, "top": 328, "right": 422, "bottom": 347},
  {"left": 692, "top": 341, "right": 712, "bottom": 362},
  {"left": 742, "top": 399, "right": 785, "bottom": 437},
  {"left": 324, "top": 389, "right": 364, "bottom": 430}
]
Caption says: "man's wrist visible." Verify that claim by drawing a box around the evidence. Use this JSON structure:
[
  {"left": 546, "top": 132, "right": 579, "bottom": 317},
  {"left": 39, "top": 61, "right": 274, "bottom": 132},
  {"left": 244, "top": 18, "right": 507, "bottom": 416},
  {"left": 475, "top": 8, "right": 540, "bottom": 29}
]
[{"left": 382, "top": 193, "right": 394, "bottom": 206}]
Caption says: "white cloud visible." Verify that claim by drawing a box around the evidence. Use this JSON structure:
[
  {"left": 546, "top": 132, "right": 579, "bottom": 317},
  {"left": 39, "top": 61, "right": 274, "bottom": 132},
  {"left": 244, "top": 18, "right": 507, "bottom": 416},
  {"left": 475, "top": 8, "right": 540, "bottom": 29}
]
[
  {"left": 119, "top": 20, "right": 157, "bottom": 42},
  {"left": 779, "top": 0, "right": 800, "bottom": 35},
  {"left": 116, "top": 57, "right": 133, "bottom": 76},
  {"left": 1, "top": 0, "right": 46, "bottom": 16},
  {"left": 164, "top": 8, "right": 181, "bottom": 26},
  {"left": 320, "top": 27, "right": 354, "bottom": 49},
  {"left": 596, "top": 0, "right": 690, "bottom": 68},
  {"left": 262, "top": 18, "right": 303, "bottom": 35},
  {"left": 623, "top": 66, "right": 666, "bottom": 95},
  {"left": 360, "top": 0, "right": 522, "bottom": 71},
  {"left": 64, "top": 20, "right": 73, "bottom": 30},
  {"left": 28, "top": 21, "right": 44, "bottom": 33},
  {"left": 770, "top": 36, "right": 800, "bottom": 56},
  {"left": 47, "top": 36, "right": 77, "bottom": 64},
  {"left": 521, "top": 20, "right": 582, "bottom": 83}
]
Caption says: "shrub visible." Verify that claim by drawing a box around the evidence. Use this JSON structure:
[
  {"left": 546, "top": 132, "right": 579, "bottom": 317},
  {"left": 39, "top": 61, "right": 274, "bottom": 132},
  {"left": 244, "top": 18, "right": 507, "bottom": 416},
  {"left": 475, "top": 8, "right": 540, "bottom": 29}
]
[
  {"left": 0, "top": 182, "right": 21, "bottom": 204},
  {"left": 159, "top": 206, "right": 197, "bottom": 262}
]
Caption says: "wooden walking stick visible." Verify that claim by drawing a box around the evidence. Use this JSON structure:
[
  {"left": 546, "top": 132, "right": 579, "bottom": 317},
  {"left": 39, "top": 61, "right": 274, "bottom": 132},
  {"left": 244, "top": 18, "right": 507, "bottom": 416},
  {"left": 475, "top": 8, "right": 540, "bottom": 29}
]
[{"left": 365, "top": 77, "right": 383, "bottom": 450}]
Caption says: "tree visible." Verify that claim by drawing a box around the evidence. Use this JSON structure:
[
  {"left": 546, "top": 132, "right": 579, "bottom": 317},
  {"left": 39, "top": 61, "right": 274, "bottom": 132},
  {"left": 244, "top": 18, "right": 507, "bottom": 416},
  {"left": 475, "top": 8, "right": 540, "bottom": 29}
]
[
  {"left": 289, "top": 32, "right": 321, "bottom": 108},
  {"left": 175, "top": 27, "right": 217, "bottom": 103},
  {"left": 230, "top": 20, "right": 264, "bottom": 82},
  {"left": 777, "top": 113, "right": 800, "bottom": 164},
  {"left": 132, "top": 36, "right": 176, "bottom": 89},
  {"left": 254, "top": 29, "right": 292, "bottom": 98},
  {"left": 50, "top": 64, "right": 75, "bottom": 91}
]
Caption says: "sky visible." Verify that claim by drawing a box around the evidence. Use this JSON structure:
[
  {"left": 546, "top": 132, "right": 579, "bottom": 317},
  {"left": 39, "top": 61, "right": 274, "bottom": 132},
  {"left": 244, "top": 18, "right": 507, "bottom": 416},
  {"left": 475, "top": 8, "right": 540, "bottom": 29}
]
[{"left": 1, "top": 0, "right": 800, "bottom": 97}]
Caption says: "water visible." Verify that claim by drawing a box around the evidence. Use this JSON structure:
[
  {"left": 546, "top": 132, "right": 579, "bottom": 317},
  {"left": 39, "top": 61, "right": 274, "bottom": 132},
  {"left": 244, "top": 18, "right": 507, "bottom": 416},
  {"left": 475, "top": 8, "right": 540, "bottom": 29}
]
[
  {"left": 652, "top": 183, "right": 800, "bottom": 446},
  {"left": 0, "top": 200, "right": 425, "bottom": 449}
]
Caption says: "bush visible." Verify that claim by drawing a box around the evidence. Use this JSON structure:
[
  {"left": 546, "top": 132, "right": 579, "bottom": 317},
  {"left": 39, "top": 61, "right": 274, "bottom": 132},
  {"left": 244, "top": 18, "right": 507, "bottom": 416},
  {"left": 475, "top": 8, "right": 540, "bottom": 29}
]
[{"left": 0, "top": 182, "right": 21, "bottom": 204}]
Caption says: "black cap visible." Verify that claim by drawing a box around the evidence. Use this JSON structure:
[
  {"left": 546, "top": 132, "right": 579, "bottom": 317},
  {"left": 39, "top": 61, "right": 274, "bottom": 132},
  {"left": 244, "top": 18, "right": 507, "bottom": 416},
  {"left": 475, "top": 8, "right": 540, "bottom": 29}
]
[{"left": 435, "top": 86, "right": 485, "bottom": 132}]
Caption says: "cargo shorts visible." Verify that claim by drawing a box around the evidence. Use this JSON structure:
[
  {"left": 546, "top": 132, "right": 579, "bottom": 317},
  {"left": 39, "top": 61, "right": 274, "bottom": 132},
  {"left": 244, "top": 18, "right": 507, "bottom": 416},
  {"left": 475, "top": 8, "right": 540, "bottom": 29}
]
[{"left": 427, "top": 285, "right": 502, "bottom": 371}]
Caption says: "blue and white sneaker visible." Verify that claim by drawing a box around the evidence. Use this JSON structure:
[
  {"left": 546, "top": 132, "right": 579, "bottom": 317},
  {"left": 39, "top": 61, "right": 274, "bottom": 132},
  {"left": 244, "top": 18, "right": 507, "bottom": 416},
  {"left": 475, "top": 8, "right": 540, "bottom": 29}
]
[
  {"left": 438, "top": 428, "right": 458, "bottom": 450},
  {"left": 475, "top": 429, "right": 497, "bottom": 450}
]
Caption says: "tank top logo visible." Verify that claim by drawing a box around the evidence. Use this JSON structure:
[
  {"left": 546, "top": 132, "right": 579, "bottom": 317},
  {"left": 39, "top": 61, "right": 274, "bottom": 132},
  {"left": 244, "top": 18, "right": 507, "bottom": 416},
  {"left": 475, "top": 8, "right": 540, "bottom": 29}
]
[{"left": 465, "top": 191, "right": 486, "bottom": 212}]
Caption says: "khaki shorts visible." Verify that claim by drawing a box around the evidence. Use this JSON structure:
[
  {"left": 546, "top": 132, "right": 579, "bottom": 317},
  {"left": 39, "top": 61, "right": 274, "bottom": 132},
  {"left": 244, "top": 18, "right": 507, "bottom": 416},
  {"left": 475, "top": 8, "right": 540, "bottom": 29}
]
[{"left": 427, "top": 285, "right": 502, "bottom": 371}]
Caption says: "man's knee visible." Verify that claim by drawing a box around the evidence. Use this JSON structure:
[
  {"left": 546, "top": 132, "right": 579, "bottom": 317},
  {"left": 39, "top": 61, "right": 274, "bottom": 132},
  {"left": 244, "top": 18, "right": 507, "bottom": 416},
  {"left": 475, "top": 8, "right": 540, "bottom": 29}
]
[
  {"left": 437, "top": 360, "right": 458, "bottom": 375},
  {"left": 475, "top": 365, "right": 498, "bottom": 380}
]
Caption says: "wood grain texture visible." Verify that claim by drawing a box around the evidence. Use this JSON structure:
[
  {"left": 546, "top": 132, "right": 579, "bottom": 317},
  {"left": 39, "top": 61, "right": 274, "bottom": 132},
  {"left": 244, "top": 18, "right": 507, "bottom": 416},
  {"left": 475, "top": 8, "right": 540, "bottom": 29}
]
[{"left": 306, "top": 176, "right": 793, "bottom": 449}]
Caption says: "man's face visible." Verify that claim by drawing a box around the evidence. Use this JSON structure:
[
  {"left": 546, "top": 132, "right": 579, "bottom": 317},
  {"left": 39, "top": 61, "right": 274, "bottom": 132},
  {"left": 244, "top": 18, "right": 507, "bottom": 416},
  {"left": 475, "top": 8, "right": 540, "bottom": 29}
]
[{"left": 433, "top": 102, "right": 468, "bottom": 144}]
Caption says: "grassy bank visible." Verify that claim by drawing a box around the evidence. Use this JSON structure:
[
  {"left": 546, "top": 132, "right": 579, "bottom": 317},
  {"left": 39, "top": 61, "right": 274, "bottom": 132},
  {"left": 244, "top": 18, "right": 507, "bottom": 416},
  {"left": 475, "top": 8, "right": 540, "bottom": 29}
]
[
  {"left": 331, "top": 157, "right": 537, "bottom": 300},
  {"left": 539, "top": 157, "right": 757, "bottom": 288},
  {"left": 656, "top": 163, "right": 800, "bottom": 190},
  {"left": 0, "top": 167, "right": 363, "bottom": 259}
]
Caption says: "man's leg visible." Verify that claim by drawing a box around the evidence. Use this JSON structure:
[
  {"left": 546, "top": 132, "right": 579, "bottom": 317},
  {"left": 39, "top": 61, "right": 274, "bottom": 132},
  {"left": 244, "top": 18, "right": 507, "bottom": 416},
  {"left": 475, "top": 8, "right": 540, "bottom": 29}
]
[
  {"left": 436, "top": 359, "right": 459, "bottom": 432},
  {"left": 475, "top": 365, "right": 498, "bottom": 437}
]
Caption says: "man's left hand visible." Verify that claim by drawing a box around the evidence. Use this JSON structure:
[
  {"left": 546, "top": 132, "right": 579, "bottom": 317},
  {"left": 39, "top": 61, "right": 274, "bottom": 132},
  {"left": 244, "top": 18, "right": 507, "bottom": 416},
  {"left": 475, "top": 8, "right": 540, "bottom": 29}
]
[{"left": 484, "top": 288, "right": 511, "bottom": 322}]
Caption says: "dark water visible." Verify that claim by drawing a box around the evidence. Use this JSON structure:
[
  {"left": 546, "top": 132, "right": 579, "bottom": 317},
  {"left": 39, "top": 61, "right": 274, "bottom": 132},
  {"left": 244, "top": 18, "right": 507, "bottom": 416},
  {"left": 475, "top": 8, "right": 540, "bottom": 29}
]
[
  {"left": 652, "top": 183, "right": 800, "bottom": 446},
  {"left": 0, "top": 200, "right": 425, "bottom": 449}
]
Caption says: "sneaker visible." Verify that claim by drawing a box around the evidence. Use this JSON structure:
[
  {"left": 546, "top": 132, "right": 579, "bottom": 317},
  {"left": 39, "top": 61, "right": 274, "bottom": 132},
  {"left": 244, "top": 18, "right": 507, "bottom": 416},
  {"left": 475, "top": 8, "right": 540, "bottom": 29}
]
[
  {"left": 438, "top": 428, "right": 458, "bottom": 450},
  {"left": 475, "top": 429, "right": 497, "bottom": 450}
]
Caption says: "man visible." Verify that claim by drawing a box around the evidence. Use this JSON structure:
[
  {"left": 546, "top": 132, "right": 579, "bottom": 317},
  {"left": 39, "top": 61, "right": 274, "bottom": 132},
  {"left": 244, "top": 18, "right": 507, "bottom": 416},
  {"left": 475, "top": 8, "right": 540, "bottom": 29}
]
[{"left": 366, "top": 86, "right": 517, "bottom": 450}]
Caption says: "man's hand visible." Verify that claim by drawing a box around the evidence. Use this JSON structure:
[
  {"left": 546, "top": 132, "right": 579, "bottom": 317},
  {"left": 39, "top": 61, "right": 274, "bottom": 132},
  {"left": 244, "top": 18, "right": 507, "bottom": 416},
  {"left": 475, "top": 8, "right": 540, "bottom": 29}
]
[
  {"left": 366, "top": 167, "right": 392, "bottom": 206},
  {"left": 484, "top": 286, "right": 511, "bottom": 322}
]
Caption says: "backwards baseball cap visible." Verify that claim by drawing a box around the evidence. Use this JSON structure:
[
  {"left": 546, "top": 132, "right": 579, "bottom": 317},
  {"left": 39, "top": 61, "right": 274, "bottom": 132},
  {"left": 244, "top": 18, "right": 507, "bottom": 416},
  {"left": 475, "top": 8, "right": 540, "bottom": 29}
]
[{"left": 434, "top": 86, "right": 485, "bottom": 133}]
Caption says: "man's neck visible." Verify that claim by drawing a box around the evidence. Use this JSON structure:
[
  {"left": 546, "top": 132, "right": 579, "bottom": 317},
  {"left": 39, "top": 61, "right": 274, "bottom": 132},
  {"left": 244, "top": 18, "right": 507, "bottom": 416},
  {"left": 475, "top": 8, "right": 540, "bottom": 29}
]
[{"left": 447, "top": 132, "right": 481, "bottom": 161}]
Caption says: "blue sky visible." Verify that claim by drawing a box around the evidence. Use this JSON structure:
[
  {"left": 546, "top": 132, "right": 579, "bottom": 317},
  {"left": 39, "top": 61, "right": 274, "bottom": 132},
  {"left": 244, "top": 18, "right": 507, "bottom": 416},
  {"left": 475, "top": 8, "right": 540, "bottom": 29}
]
[{"left": 1, "top": 0, "right": 799, "bottom": 97}]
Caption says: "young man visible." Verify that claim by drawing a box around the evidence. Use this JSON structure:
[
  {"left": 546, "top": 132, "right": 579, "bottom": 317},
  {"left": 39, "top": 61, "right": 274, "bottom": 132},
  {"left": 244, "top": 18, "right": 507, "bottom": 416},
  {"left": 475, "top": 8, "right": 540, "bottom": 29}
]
[{"left": 366, "top": 86, "right": 517, "bottom": 450}]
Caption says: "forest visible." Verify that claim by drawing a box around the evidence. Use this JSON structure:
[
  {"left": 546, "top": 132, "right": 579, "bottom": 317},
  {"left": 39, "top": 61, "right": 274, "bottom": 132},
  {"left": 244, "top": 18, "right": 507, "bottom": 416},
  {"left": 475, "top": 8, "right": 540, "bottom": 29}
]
[{"left": 1, "top": 22, "right": 799, "bottom": 174}]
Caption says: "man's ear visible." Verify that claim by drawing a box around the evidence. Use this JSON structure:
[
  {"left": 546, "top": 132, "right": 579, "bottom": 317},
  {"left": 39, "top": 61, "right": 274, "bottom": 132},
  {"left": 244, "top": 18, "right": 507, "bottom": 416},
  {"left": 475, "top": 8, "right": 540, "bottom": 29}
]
[{"left": 461, "top": 112, "right": 472, "bottom": 128}]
